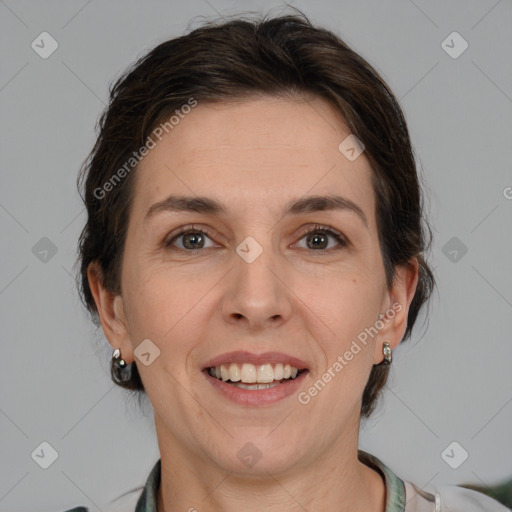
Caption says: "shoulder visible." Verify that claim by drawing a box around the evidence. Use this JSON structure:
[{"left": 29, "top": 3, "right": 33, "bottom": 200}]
[
  {"left": 60, "top": 488, "right": 143, "bottom": 512},
  {"left": 404, "top": 480, "right": 511, "bottom": 512},
  {"left": 59, "top": 486, "right": 142, "bottom": 512},
  {"left": 60, "top": 460, "right": 155, "bottom": 512},
  {"left": 360, "top": 449, "right": 511, "bottom": 512},
  {"left": 435, "top": 483, "right": 511, "bottom": 512}
]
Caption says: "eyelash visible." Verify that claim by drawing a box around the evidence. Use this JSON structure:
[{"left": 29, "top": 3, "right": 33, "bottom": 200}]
[{"left": 164, "top": 224, "right": 348, "bottom": 253}]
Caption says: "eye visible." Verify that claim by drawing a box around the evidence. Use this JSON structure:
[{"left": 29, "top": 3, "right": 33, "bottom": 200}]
[
  {"left": 295, "top": 224, "right": 348, "bottom": 251},
  {"left": 164, "top": 225, "right": 217, "bottom": 252},
  {"left": 164, "top": 224, "right": 348, "bottom": 253}
]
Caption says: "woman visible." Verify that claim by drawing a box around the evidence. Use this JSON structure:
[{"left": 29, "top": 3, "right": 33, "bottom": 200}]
[{"left": 71, "top": 11, "right": 509, "bottom": 512}]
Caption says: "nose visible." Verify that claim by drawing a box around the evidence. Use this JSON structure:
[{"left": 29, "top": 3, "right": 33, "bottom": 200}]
[{"left": 221, "top": 238, "right": 293, "bottom": 331}]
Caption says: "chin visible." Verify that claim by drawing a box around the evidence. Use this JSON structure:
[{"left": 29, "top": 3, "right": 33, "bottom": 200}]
[{"left": 204, "top": 429, "right": 308, "bottom": 476}]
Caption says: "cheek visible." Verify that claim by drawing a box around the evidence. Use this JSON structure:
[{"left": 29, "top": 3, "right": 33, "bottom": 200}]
[
  {"left": 121, "top": 261, "right": 216, "bottom": 350},
  {"left": 303, "top": 273, "right": 383, "bottom": 383},
  {"left": 305, "top": 279, "right": 380, "bottom": 401},
  {"left": 303, "top": 267, "right": 384, "bottom": 331}
]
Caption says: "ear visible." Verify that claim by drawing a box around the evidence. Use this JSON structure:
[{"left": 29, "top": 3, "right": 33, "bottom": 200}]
[
  {"left": 373, "top": 258, "right": 419, "bottom": 364},
  {"left": 87, "top": 261, "right": 134, "bottom": 364}
]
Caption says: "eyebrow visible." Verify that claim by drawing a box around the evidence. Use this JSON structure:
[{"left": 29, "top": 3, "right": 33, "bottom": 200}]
[{"left": 145, "top": 194, "right": 368, "bottom": 227}]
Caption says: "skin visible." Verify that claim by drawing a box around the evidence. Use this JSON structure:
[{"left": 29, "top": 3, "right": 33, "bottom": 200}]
[{"left": 89, "top": 94, "right": 419, "bottom": 512}]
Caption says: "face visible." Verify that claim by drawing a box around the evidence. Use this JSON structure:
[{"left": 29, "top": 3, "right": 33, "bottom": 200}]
[{"left": 90, "top": 94, "right": 417, "bottom": 475}]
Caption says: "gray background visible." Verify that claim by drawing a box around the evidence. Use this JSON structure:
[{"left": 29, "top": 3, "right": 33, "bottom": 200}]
[{"left": 1, "top": 0, "right": 511, "bottom": 510}]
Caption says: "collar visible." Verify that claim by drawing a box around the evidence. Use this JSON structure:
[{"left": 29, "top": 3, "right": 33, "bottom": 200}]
[{"left": 358, "top": 450, "right": 407, "bottom": 512}]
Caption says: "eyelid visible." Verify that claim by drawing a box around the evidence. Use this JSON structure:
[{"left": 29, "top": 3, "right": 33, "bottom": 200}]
[
  {"left": 295, "top": 223, "right": 344, "bottom": 239},
  {"left": 164, "top": 224, "right": 217, "bottom": 250},
  {"left": 164, "top": 223, "right": 348, "bottom": 251},
  {"left": 293, "top": 223, "right": 348, "bottom": 249}
]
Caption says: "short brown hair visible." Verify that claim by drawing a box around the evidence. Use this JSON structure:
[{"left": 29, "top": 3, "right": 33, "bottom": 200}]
[{"left": 77, "top": 10, "right": 435, "bottom": 418}]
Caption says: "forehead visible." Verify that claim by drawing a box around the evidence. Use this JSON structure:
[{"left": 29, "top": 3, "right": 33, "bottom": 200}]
[{"left": 131, "top": 95, "right": 375, "bottom": 221}]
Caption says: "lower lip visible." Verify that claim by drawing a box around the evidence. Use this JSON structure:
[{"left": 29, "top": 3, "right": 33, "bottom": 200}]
[{"left": 203, "top": 370, "right": 309, "bottom": 406}]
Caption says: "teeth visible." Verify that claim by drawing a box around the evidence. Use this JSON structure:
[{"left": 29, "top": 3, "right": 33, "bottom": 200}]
[
  {"left": 240, "top": 363, "right": 257, "bottom": 383},
  {"left": 257, "top": 363, "right": 274, "bottom": 383},
  {"left": 228, "top": 362, "right": 241, "bottom": 382},
  {"left": 220, "top": 365, "right": 229, "bottom": 381},
  {"left": 208, "top": 362, "right": 302, "bottom": 384},
  {"left": 274, "top": 363, "right": 284, "bottom": 380},
  {"left": 233, "top": 382, "right": 281, "bottom": 390}
]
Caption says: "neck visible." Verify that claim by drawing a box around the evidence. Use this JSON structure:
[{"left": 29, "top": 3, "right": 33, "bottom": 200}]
[{"left": 155, "top": 418, "right": 386, "bottom": 512}]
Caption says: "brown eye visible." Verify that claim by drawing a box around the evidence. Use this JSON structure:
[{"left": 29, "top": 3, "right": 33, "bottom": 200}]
[
  {"left": 165, "top": 228, "right": 215, "bottom": 251},
  {"left": 296, "top": 225, "right": 347, "bottom": 251},
  {"left": 181, "top": 231, "right": 206, "bottom": 249},
  {"left": 306, "top": 232, "right": 329, "bottom": 249}
]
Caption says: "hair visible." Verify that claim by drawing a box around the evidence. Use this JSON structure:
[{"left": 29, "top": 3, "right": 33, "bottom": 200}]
[{"left": 77, "top": 9, "right": 435, "bottom": 418}]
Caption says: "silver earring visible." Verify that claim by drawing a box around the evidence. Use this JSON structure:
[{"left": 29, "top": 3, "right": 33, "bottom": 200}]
[
  {"left": 381, "top": 342, "right": 392, "bottom": 365},
  {"left": 112, "top": 348, "right": 133, "bottom": 383},
  {"left": 112, "top": 348, "right": 126, "bottom": 368}
]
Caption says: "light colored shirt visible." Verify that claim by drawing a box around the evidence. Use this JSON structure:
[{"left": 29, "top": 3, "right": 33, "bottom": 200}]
[{"left": 63, "top": 450, "right": 511, "bottom": 511}]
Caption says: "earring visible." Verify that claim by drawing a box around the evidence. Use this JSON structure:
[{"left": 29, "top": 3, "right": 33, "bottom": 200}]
[
  {"left": 381, "top": 342, "right": 392, "bottom": 365},
  {"left": 112, "top": 347, "right": 133, "bottom": 383},
  {"left": 112, "top": 348, "right": 126, "bottom": 368}
]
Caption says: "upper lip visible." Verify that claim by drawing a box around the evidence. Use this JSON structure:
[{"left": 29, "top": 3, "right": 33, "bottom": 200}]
[{"left": 202, "top": 351, "right": 309, "bottom": 371}]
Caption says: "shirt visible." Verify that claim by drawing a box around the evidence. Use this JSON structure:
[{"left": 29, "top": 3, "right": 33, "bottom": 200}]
[{"left": 63, "top": 450, "right": 510, "bottom": 512}]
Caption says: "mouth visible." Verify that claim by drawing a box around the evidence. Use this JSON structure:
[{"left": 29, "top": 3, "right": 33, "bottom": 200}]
[
  {"left": 205, "top": 362, "right": 307, "bottom": 390},
  {"left": 201, "top": 351, "right": 309, "bottom": 405}
]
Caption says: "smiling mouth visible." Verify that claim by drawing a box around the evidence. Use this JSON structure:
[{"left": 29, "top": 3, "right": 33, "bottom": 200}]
[{"left": 206, "top": 362, "right": 307, "bottom": 390}]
